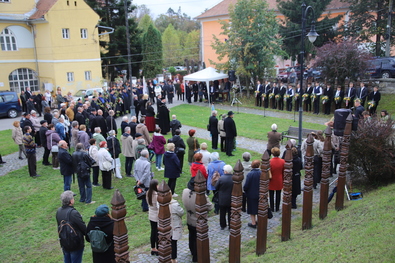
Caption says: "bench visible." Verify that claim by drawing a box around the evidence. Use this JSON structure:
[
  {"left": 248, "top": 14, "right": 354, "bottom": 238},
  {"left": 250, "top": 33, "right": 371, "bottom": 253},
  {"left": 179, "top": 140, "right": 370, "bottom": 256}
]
[{"left": 281, "top": 126, "right": 317, "bottom": 144}]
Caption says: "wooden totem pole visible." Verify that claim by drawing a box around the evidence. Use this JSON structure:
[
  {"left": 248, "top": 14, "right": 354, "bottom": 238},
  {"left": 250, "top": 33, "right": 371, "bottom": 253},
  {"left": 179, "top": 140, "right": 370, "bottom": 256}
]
[
  {"left": 336, "top": 113, "right": 352, "bottom": 210},
  {"left": 320, "top": 125, "right": 332, "bottom": 219},
  {"left": 282, "top": 141, "right": 293, "bottom": 241},
  {"left": 195, "top": 171, "right": 210, "bottom": 263},
  {"left": 302, "top": 134, "right": 314, "bottom": 230},
  {"left": 111, "top": 189, "right": 130, "bottom": 263},
  {"left": 157, "top": 180, "right": 172, "bottom": 263},
  {"left": 229, "top": 160, "right": 244, "bottom": 263},
  {"left": 256, "top": 151, "right": 270, "bottom": 255}
]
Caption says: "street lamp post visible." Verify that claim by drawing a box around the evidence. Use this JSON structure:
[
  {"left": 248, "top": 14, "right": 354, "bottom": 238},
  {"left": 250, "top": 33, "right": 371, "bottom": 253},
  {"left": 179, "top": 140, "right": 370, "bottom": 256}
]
[{"left": 298, "top": 1, "right": 319, "bottom": 149}]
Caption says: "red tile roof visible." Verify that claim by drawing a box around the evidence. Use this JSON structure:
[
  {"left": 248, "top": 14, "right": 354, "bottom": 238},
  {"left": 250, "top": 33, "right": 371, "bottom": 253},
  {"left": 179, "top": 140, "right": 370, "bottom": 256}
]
[
  {"left": 196, "top": 0, "right": 349, "bottom": 19},
  {"left": 29, "top": 0, "right": 58, "bottom": 20}
]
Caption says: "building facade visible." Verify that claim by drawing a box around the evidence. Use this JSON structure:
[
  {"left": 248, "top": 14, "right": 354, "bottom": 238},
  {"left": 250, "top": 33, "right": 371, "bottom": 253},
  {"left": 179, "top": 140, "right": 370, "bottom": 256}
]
[{"left": 0, "top": 0, "right": 103, "bottom": 95}]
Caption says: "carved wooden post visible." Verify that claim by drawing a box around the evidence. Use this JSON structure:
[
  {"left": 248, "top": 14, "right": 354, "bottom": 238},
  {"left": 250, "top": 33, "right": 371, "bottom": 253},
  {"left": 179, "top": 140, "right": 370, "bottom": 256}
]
[
  {"left": 282, "top": 141, "right": 293, "bottom": 241},
  {"left": 319, "top": 126, "right": 332, "bottom": 219},
  {"left": 229, "top": 160, "right": 244, "bottom": 263},
  {"left": 256, "top": 151, "right": 270, "bottom": 255},
  {"left": 336, "top": 113, "right": 352, "bottom": 210},
  {"left": 157, "top": 180, "right": 172, "bottom": 263},
  {"left": 195, "top": 171, "right": 210, "bottom": 263},
  {"left": 302, "top": 134, "right": 314, "bottom": 230},
  {"left": 111, "top": 189, "right": 130, "bottom": 263}
]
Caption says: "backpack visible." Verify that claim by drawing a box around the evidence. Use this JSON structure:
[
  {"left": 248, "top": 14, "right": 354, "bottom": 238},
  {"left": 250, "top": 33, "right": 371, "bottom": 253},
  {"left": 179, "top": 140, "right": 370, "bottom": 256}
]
[
  {"left": 211, "top": 170, "right": 220, "bottom": 186},
  {"left": 87, "top": 226, "right": 111, "bottom": 253},
  {"left": 58, "top": 209, "right": 81, "bottom": 252}
]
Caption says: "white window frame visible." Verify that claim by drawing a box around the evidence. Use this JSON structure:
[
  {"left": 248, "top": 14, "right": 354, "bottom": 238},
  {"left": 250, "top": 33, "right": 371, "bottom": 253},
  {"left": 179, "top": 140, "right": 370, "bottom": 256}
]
[
  {"left": 67, "top": 72, "right": 74, "bottom": 82},
  {"left": 0, "top": 28, "right": 18, "bottom": 51},
  {"left": 8, "top": 68, "right": 39, "bottom": 93},
  {"left": 84, "top": 71, "right": 91, "bottom": 81},
  {"left": 80, "top": 28, "right": 87, "bottom": 39},
  {"left": 0, "top": 0, "right": 11, "bottom": 2},
  {"left": 62, "top": 28, "right": 70, "bottom": 39}
]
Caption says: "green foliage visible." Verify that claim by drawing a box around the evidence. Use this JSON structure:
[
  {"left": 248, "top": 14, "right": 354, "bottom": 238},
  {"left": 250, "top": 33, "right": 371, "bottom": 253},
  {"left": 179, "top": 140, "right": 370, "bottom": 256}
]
[
  {"left": 162, "top": 24, "right": 183, "bottom": 67},
  {"left": 89, "top": 0, "right": 142, "bottom": 80},
  {"left": 142, "top": 24, "right": 163, "bottom": 78},
  {"left": 0, "top": 129, "right": 17, "bottom": 155},
  {"left": 138, "top": 14, "right": 155, "bottom": 34},
  {"left": 349, "top": 117, "right": 395, "bottom": 188},
  {"left": 154, "top": 7, "right": 199, "bottom": 33},
  {"left": 168, "top": 66, "right": 176, "bottom": 75},
  {"left": 183, "top": 30, "right": 200, "bottom": 62},
  {"left": 341, "top": 0, "right": 392, "bottom": 56},
  {"left": 312, "top": 41, "right": 372, "bottom": 84},
  {"left": 210, "top": 0, "right": 285, "bottom": 86},
  {"left": 277, "top": 0, "right": 342, "bottom": 62}
]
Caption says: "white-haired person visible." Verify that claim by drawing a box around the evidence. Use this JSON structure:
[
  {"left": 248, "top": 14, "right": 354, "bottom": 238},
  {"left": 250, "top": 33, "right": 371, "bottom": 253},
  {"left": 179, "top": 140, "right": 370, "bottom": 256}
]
[
  {"left": 266, "top": 123, "right": 281, "bottom": 157},
  {"left": 207, "top": 152, "right": 225, "bottom": 214},
  {"left": 120, "top": 115, "right": 129, "bottom": 135},
  {"left": 241, "top": 152, "right": 252, "bottom": 212},
  {"left": 199, "top": 142, "right": 211, "bottom": 169},
  {"left": 215, "top": 164, "right": 234, "bottom": 230}
]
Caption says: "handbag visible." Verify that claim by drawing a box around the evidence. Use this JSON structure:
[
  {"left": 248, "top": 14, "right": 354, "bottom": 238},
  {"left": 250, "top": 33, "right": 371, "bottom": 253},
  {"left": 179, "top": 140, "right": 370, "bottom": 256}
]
[
  {"left": 176, "top": 147, "right": 185, "bottom": 154},
  {"left": 207, "top": 124, "right": 210, "bottom": 131},
  {"left": 50, "top": 133, "right": 59, "bottom": 153},
  {"left": 134, "top": 184, "right": 146, "bottom": 200},
  {"left": 102, "top": 160, "right": 112, "bottom": 171}
]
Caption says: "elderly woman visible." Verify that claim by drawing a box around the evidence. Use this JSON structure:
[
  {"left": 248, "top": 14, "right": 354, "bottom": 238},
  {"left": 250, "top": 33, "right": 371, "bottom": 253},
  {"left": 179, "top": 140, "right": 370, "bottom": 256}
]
[
  {"left": 199, "top": 142, "right": 211, "bottom": 169},
  {"left": 241, "top": 152, "right": 252, "bottom": 212},
  {"left": 78, "top": 124, "right": 90, "bottom": 150},
  {"left": 243, "top": 160, "right": 262, "bottom": 228},
  {"left": 207, "top": 152, "right": 225, "bottom": 214},
  {"left": 215, "top": 164, "right": 234, "bottom": 230},
  {"left": 190, "top": 153, "right": 208, "bottom": 179},
  {"left": 267, "top": 123, "right": 282, "bottom": 157},
  {"left": 86, "top": 204, "right": 115, "bottom": 263},
  {"left": 97, "top": 141, "right": 114, "bottom": 190},
  {"left": 186, "top": 129, "right": 199, "bottom": 165},
  {"left": 163, "top": 143, "right": 181, "bottom": 196},
  {"left": 269, "top": 147, "right": 285, "bottom": 212},
  {"left": 12, "top": 121, "right": 26, "bottom": 160},
  {"left": 46, "top": 124, "right": 61, "bottom": 169},
  {"left": 88, "top": 138, "right": 101, "bottom": 187},
  {"left": 30, "top": 110, "right": 41, "bottom": 146}
]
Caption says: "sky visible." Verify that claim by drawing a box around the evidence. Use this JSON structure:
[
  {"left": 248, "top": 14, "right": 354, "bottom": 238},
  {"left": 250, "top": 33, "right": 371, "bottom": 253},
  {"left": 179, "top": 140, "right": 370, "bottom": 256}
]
[{"left": 131, "top": 0, "right": 222, "bottom": 19}]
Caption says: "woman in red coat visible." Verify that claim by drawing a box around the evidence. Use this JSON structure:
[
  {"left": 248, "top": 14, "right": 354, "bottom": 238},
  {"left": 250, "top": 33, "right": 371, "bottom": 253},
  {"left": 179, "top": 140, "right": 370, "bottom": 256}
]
[
  {"left": 190, "top": 152, "right": 208, "bottom": 179},
  {"left": 269, "top": 147, "right": 285, "bottom": 212}
]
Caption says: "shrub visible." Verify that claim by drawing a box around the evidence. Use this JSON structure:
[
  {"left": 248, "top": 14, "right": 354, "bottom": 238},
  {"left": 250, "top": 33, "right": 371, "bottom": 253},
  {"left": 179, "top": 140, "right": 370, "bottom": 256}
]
[{"left": 349, "top": 117, "right": 395, "bottom": 189}]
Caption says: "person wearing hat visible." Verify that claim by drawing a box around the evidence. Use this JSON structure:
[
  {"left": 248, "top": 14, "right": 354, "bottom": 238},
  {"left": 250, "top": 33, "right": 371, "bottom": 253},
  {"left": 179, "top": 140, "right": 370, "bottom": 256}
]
[
  {"left": 39, "top": 120, "right": 51, "bottom": 165},
  {"left": 266, "top": 123, "right": 281, "bottom": 157},
  {"left": 182, "top": 177, "right": 213, "bottom": 262},
  {"left": 223, "top": 111, "right": 237, "bottom": 156},
  {"left": 86, "top": 204, "right": 115, "bottom": 263},
  {"left": 56, "top": 190, "right": 87, "bottom": 263},
  {"left": 97, "top": 141, "right": 114, "bottom": 189}
]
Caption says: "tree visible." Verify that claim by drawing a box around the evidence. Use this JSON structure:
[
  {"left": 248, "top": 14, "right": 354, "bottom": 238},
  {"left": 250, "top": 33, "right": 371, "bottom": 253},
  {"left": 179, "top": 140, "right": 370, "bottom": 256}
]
[
  {"left": 341, "top": 0, "right": 393, "bottom": 56},
  {"left": 162, "top": 24, "right": 182, "bottom": 66},
  {"left": 138, "top": 14, "right": 155, "bottom": 34},
  {"left": 277, "top": 0, "right": 342, "bottom": 62},
  {"left": 312, "top": 41, "right": 372, "bottom": 84},
  {"left": 210, "top": 0, "right": 285, "bottom": 86},
  {"left": 154, "top": 7, "right": 199, "bottom": 33},
  {"left": 84, "top": 0, "right": 142, "bottom": 80},
  {"left": 183, "top": 30, "right": 200, "bottom": 63},
  {"left": 132, "top": 4, "right": 152, "bottom": 23},
  {"left": 142, "top": 24, "right": 163, "bottom": 78}
]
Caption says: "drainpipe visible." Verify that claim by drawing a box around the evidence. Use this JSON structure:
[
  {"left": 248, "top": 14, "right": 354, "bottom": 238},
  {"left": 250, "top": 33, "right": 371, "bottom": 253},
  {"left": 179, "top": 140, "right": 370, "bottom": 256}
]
[{"left": 27, "top": 22, "right": 40, "bottom": 91}]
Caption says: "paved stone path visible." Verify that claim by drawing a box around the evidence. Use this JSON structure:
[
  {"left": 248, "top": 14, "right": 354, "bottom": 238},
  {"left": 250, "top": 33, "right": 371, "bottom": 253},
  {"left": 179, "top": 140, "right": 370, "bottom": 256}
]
[{"left": 0, "top": 99, "right": 335, "bottom": 262}]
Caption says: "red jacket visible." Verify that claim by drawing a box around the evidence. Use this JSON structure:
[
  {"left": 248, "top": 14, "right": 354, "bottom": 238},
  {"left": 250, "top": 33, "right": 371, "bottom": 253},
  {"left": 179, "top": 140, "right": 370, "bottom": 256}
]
[
  {"left": 190, "top": 162, "right": 208, "bottom": 179},
  {"left": 269, "top": 157, "right": 285, "bottom": 190}
]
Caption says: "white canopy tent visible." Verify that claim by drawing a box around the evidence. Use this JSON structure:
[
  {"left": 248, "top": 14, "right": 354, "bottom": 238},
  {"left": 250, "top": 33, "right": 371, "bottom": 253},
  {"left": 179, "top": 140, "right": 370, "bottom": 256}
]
[{"left": 183, "top": 67, "right": 229, "bottom": 105}]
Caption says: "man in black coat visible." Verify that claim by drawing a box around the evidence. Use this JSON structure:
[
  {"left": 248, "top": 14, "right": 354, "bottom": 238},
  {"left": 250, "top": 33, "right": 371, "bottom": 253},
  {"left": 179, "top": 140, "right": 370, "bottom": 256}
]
[
  {"left": 333, "top": 86, "right": 344, "bottom": 110},
  {"left": 27, "top": 97, "right": 35, "bottom": 114},
  {"left": 278, "top": 83, "right": 287, "bottom": 111},
  {"left": 74, "top": 107, "right": 86, "bottom": 125},
  {"left": 39, "top": 120, "right": 51, "bottom": 166},
  {"left": 167, "top": 129, "right": 186, "bottom": 171},
  {"left": 345, "top": 82, "right": 356, "bottom": 109},
  {"left": 223, "top": 111, "right": 237, "bottom": 157},
  {"left": 353, "top": 99, "right": 365, "bottom": 120},
  {"left": 323, "top": 83, "right": 333, "bottom": 115},
  {"left": 304, "top": 83, "right": 313, "bottom": 112},
  {"left": 20, "top": 91, "right": 27, "bottom": 112},
  {"left": 128, "top": 116, "right": 138, "bottom": 138},
  {"left": 215, "top": 164, "right": 234, "bottom": 230},
  {"left": 271, "top": 82, "right": 278, "bottom": 109},
  {"left": 58, "top": 140, "right": 74, "bottom": 191},
  {"left": 368, "top": 85, "right": 381, "bottom": 115},
  {"left": 313, "top": 81, "right": 322, "bottom": 114},
  {"left": 192, "top": 83, "right": 199, "bottom": 102},
  {"left": 92, "top": 110, "right": 107, "bottom": 138},
  {"left": 72, "top": 143, "right": 95, "bottom": 204},
  {"left": 208, "top": 110, "right": 219, "bottom": 150},
  {"left": 263, "top": 80, "right": 271, "bottom": 108},
  {"left": 255, "top": 80, "right": 263, "bottom": 107},
  {"left": 169, "top": 114, "right": 182, "bottom": 136},
  {"left": 56, "top": 190, "right": 87, "bottom": 262},
  {"left": 358, "top": 82, "right": 368, "bottom": 107}
]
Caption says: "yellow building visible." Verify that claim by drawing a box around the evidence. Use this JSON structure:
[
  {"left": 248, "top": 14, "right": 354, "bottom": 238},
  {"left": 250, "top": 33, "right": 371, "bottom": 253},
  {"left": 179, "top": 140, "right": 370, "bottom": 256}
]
[{"left": 0, "top": 0, "right": 103, "bottom": 95}]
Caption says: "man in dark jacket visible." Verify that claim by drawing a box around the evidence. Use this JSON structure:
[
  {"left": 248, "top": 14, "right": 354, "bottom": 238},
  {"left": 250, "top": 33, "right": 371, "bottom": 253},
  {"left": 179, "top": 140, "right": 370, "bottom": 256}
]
[
  {"left": 107, "top": 130, "right": 122, "bottom": 179},
  {"left": 215, "top": 164, "right": 234, "bottom": 230},
  {"left": 168, "top": 129, "right": 186, "bottom": 171},
  {"left": 223, "top": 111, "right": 237, "bottom": 157},
  {"left": 58, "top": 140, "right": 74, "bottom": 191},
  {"left": 74, "top": 107, "right": 86, "bottom": 125},
  {"left": 128, "top": 116, "right": 138, "bottom": 139},
  {"left": 72, "top": 143, "right": 95, "bottom": 204},
  {"left": 169, "top": 114, "right": 182, "bottom": 136},
  {"left": 208, "top": 110, "right": 219, "bottom": 150},
  {"left": 106, "top": 110, "right": 117, "bottom": 135},
  {"left": 56, "top": 190, "right": 87, "bottom": 263},
  {"left": 39, "top": 120, "right": 51, "bottom": 166},
  {"left": 163, "top": 143, "right": 181, "bottom": 196},
  {"left": 91, "top": 109, "right": 107, "bottom": 138}
]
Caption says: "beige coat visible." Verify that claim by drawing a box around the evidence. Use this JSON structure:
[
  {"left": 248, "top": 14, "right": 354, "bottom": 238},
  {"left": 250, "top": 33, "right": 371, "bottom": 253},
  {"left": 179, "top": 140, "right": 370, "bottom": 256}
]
[
  {"left": 170, "top": 199, "right": 184, "bottom": 240},
  {"left": 121, "top": 134, "right": 135, "bottom": 157},
  {"left": 218, "top": 119, "right": 226, "bottom": 137},
  {"left": 136, "top": 123, "right": 151, "bottom": 145},
  {"left": 12, "top": 126, "right": 23, "bottom": 145},
  {"left": 182, "top": 188, "right": 213, "bottom": 227},
  {"left": 147, "top": 191, "right": 159, "bottom": 222}
]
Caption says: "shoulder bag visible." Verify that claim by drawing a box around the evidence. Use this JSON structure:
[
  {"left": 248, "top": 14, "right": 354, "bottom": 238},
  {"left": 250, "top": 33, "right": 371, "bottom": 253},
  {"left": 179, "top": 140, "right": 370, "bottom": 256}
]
[{"left": 50, "top": 133, "right": 59, "bottom": 153}]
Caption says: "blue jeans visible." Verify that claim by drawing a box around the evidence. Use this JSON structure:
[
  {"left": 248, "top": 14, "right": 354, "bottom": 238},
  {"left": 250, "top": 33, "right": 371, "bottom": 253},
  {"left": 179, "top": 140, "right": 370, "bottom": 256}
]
[
  {"left": 63, "top": 247, "right": 84, "bottom": 263},
  {"left": 64, "top": 175, "right": 72, "bottom": 191},
  {"left": 155, "top": 154, "right": 163, "bottom": 169},
  {"left": 77, "top": 176, "right": 92, "bottom": 203}
]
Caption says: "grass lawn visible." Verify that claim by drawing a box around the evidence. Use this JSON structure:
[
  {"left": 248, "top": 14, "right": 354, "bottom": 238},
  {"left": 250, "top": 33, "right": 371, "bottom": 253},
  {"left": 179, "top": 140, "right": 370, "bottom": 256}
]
[
  {"left": 0, "top": 129, "right": 18, "bottom": 156},
  {"left": 0, "top": 133, "right": 263, "bottom": 262},
  {"left": 170, "top": 104, "right": 326, "bottom": 141}
]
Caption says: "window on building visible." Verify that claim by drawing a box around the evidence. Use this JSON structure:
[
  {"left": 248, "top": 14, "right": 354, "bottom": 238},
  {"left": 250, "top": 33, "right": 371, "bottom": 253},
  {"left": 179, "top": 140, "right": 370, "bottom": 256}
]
[
  {"left": 0, "top": 0, "right": 11, "bottom": 3},
  {"left": 67, "top": 72, "right": 74, "bottom": 82},
  {"left": 84, "top": 71, "right": 91, "bottom": 80},
  {"left": 62, "top": 28, "right": 70, "bottom": 39},
  {"left": 8, "top": 68, "right": 39, "bottom": 93},
  {"left": 80, "top": 28, "right": 87, "bottom": 39},
  {"left": 0, "top": 28, "right": 17, "bottom": 51}
]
